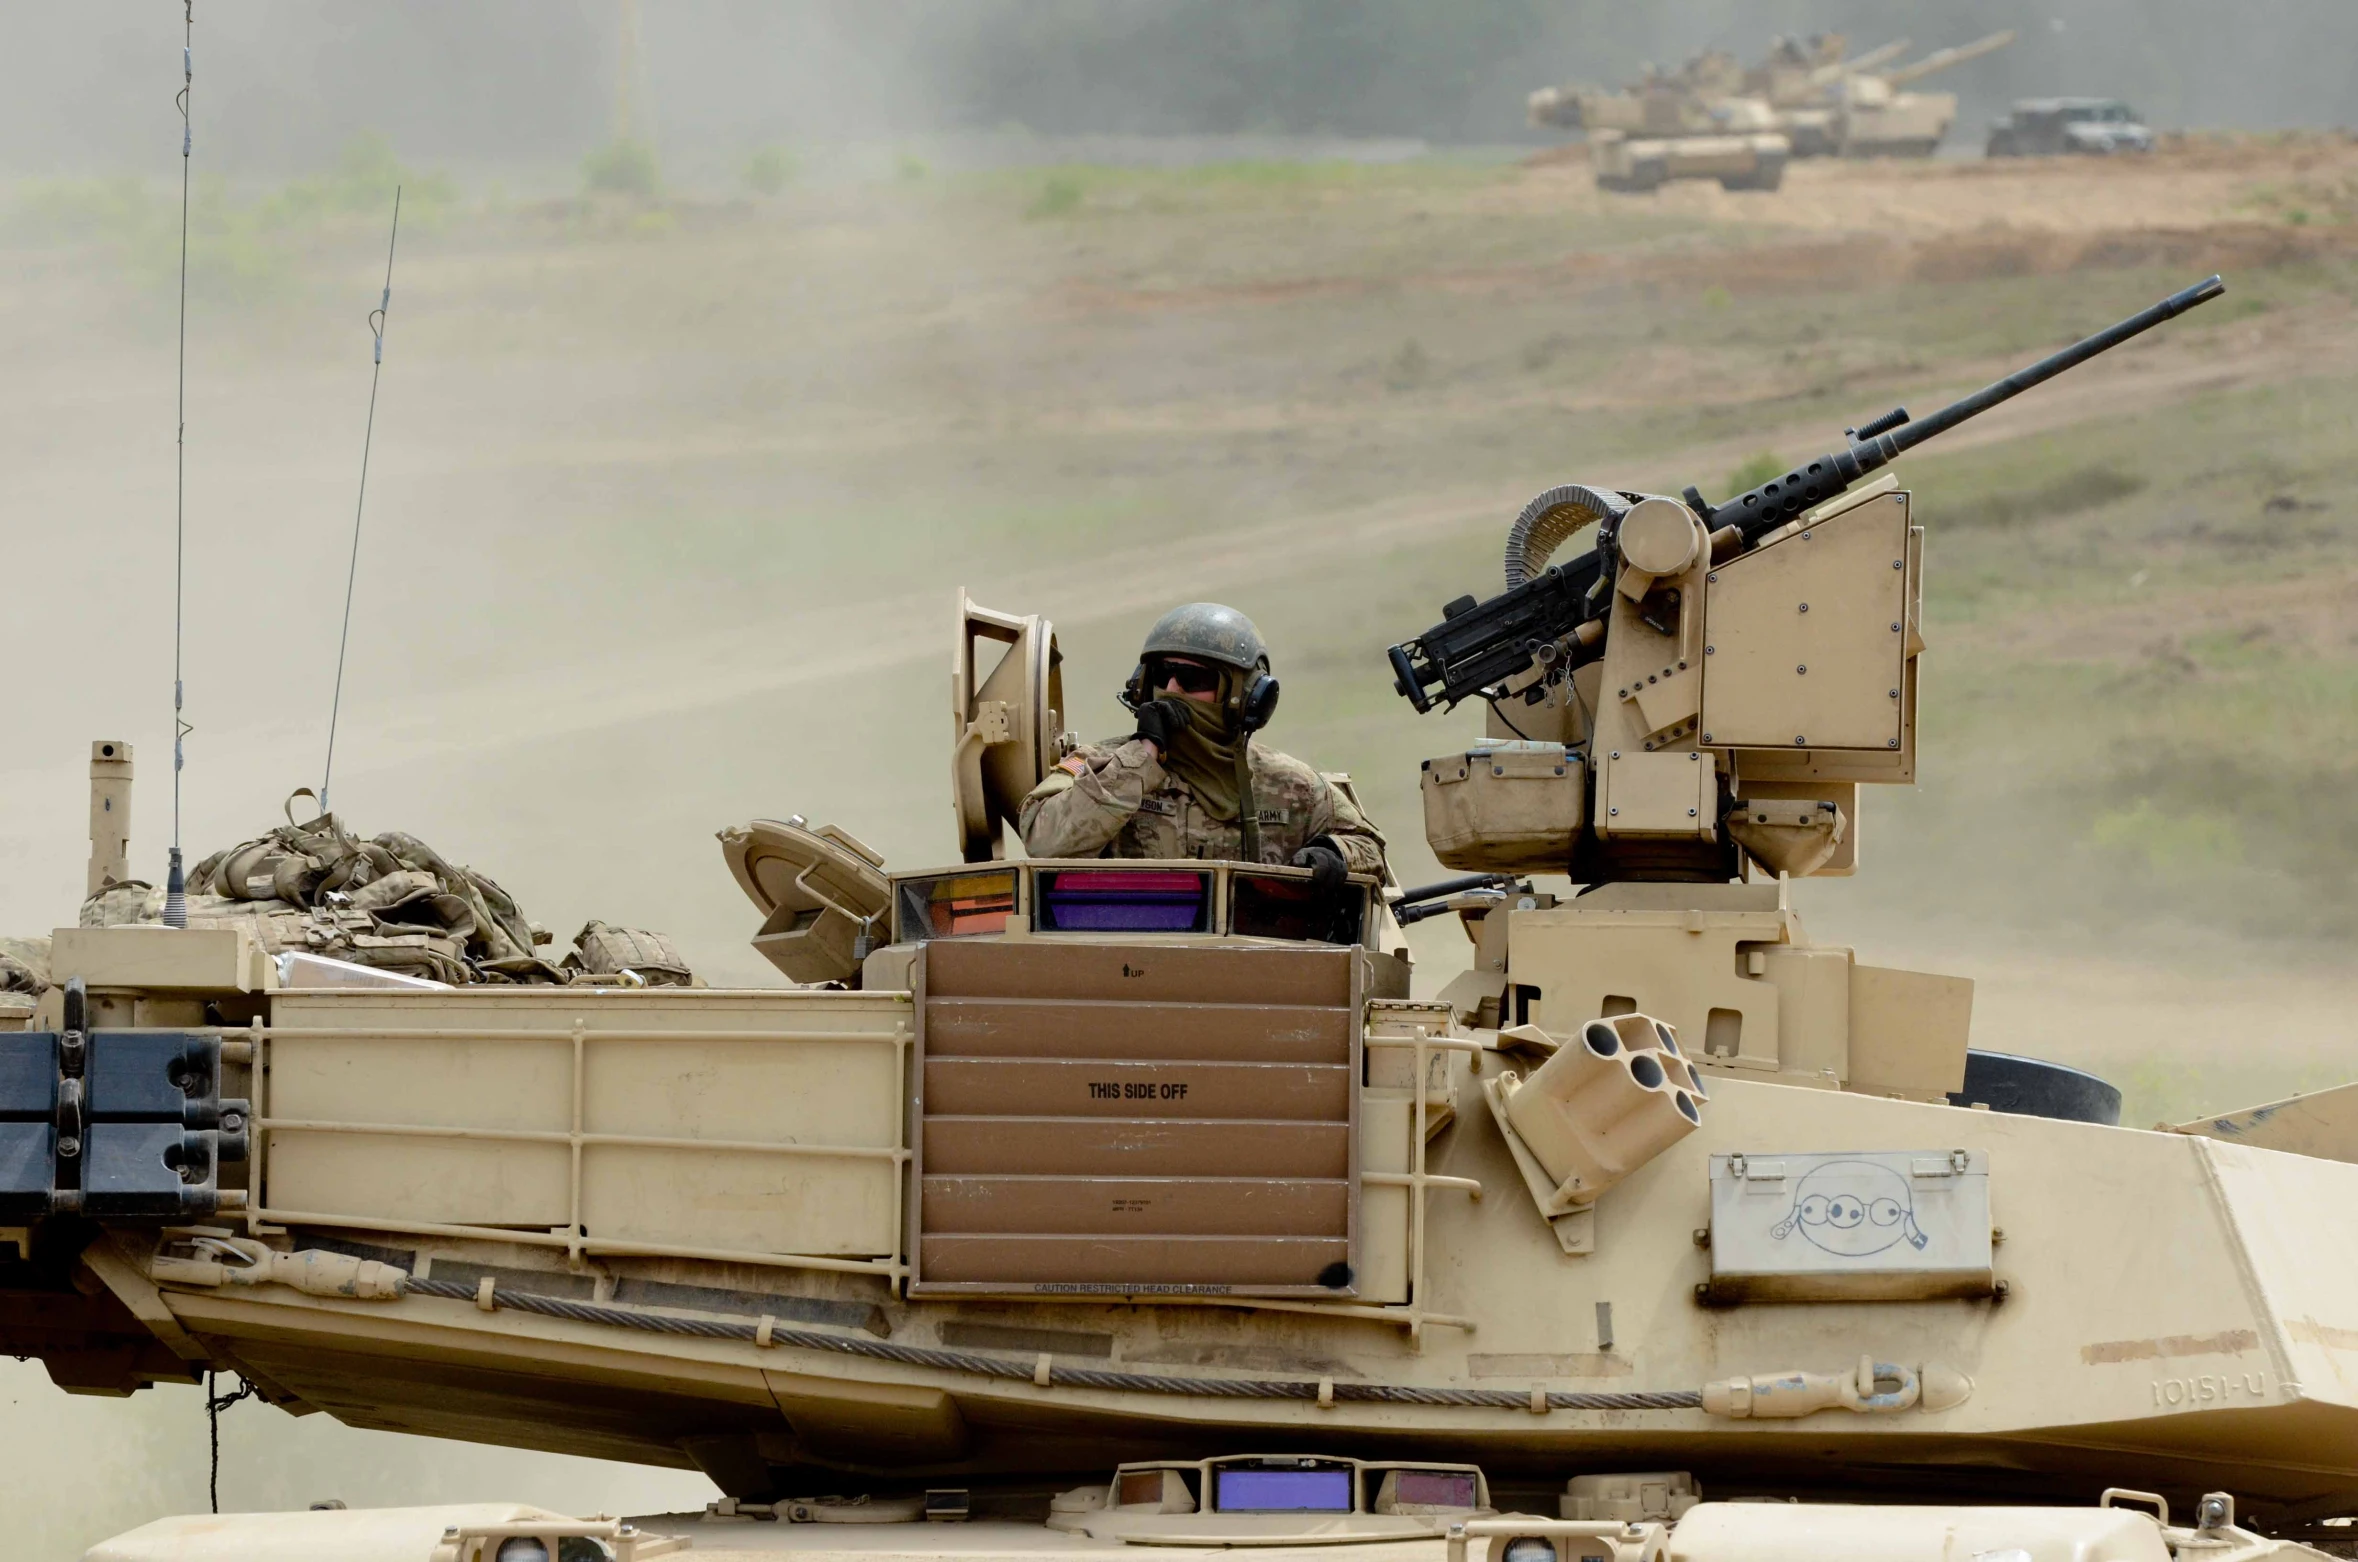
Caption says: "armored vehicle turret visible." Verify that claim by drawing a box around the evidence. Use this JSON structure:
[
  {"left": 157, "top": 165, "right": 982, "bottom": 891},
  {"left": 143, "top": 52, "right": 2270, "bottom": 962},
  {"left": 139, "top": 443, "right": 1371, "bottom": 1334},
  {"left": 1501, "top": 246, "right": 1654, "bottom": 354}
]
[{"left": 1827, "top": 30, "right": 2017, "bottom": 157}]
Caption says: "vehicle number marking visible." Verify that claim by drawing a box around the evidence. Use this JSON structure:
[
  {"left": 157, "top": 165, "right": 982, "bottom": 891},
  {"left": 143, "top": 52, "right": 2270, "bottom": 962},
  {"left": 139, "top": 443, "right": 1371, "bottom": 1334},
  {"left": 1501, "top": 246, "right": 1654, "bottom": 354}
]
[{"left": 2151, "top": 1372, "right": 2269, "bottom": 1406}]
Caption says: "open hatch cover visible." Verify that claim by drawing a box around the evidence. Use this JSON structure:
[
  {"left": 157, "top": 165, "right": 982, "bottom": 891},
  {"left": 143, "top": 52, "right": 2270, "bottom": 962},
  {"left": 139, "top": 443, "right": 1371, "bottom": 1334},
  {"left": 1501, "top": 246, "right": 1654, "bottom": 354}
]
[
  {"left": 952, "top": 589, "right": 1067, "bottom": 863},
  {"left": 718, "top": 819, "right": 889, "bottom": 984}
]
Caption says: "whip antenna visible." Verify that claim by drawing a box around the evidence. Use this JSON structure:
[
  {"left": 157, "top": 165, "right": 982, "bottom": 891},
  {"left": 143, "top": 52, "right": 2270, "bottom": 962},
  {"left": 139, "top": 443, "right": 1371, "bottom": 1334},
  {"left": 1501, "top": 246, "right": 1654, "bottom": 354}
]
[
  {"left": 320, "top": 186, "right": 401, "bottom": 813},
  {"left": 165, "top": 1, "right": 194, "bottom": 928}
]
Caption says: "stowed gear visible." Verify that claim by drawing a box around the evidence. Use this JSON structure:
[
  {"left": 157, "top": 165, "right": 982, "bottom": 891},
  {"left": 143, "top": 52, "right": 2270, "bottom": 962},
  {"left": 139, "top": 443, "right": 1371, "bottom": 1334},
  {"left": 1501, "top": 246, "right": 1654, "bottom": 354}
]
[{"left": 78, "top": 793, "right": 693, "bottom": 987}]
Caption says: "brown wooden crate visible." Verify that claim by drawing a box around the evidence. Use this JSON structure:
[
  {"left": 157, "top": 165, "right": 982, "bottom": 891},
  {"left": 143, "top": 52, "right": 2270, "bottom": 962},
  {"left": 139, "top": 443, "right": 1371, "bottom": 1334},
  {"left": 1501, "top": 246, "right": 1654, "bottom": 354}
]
[
  {"left": 924, "top": 1057, "right": 1347, "bottom": 1121},
  {"left": 918, "top": 1233, "right": 1349, "bottom": 1287},
  {"left": 922, "top": 998, "right": 1348, "bottom": 1064},
  {"left": 920, "top": 1117, "right": 1348, "bottom": 1178},
  {"left": 920, "top": 1176, "right": 1346, "bottom": 1236},
  {"left": 922, "top": 940, "right": 1351, "bottom": 1007}
]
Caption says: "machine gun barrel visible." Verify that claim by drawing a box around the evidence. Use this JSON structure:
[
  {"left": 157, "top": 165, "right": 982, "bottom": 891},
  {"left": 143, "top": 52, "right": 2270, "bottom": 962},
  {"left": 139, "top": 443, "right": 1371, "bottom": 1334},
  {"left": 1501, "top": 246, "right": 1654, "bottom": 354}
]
[
  {"left": 1387, "top": 275, "right": 2225, "bottom": 715},
  {"left": 1395, "top": 872, "right": 1518, "bottom": 908},
  {"left": 1891, "top": 276, "right": 2220, "bottom": 447},
  {"left": 1709, "top": 273, "right": 2222, "bottom": 546},
  {"left": 1392, "top": 873, "right": 1521, "bottom": 924}
]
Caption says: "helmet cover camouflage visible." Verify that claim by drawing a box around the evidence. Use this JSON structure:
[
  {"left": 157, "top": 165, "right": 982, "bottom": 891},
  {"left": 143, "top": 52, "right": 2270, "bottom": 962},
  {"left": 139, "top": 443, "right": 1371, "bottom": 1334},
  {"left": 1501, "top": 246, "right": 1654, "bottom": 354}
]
[{"left": 1140, "top": 602, "right": 1269, "bottom": 674}]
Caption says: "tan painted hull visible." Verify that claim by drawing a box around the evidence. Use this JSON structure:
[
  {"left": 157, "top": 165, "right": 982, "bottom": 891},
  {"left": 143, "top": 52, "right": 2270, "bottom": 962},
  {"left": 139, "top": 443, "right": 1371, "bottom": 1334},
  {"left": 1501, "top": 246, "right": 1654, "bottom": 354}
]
[{"left": 88, "top": 1060, "right": 2358, "bottom": 1507}]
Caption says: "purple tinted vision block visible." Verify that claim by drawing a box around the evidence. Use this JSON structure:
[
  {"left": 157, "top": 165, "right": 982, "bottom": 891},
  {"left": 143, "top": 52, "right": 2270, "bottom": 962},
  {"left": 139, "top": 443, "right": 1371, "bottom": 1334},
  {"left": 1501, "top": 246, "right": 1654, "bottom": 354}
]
[
  {"left": 1213, "top": 1468, "right": 1354, "bottom": 1512},
  {"left": 1041, "top": 898, "right": 1203, "bottom": 931}
]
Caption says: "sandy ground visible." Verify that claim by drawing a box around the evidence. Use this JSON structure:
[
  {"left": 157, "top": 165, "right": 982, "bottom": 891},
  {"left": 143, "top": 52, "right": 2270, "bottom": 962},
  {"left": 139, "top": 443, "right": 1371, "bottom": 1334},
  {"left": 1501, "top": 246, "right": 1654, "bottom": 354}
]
[{"left": 1513, "top": 133, "right": 2358, "bottom": 238}]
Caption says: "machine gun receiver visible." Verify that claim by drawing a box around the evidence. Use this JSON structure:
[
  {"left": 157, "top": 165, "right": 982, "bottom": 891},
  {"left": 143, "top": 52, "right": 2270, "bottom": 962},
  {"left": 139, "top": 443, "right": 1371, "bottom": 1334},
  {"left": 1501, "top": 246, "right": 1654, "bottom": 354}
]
[{"left": 1386, "top": 275, "right": 2224, "bottom": 715}]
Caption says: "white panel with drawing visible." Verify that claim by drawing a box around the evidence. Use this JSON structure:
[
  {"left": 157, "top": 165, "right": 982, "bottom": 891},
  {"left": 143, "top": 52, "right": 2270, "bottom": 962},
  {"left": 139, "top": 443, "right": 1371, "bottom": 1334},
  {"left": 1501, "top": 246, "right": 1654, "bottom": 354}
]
[{"left": 1706, "top": 1149, "right": 1994, "bottom": 1302}]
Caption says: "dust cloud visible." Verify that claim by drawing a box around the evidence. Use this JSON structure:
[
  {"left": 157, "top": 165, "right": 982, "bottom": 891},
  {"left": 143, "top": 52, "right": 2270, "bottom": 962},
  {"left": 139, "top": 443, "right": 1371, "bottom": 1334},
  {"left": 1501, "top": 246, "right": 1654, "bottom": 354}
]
[
  {"left": 3, "top": 5, "right": 2356, "bottom": 1556},
  {"left": 5, "top": 1, "right": 2357, "bottom": 177}
]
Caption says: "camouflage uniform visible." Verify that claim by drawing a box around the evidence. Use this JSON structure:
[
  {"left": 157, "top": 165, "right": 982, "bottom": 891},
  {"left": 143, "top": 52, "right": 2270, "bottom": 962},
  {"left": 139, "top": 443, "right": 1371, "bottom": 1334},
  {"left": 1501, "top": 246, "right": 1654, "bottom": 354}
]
[{"left": 1019, "top": 736, "right": 1387, "bottom": 874}]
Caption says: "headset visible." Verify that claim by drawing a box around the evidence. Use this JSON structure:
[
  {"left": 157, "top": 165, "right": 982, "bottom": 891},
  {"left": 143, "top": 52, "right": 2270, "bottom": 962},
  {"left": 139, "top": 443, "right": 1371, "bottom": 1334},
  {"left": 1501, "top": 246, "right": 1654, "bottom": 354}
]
[{"left": 1123, "top": 657, "right": 1281, "bottom": 735}]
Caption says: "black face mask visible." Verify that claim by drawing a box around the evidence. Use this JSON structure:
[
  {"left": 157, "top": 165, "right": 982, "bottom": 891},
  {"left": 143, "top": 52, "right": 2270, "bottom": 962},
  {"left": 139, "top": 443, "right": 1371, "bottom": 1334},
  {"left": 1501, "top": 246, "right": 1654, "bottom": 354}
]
[{"left": 1153, "top": 680, "right": 1247, "bottom": 824}]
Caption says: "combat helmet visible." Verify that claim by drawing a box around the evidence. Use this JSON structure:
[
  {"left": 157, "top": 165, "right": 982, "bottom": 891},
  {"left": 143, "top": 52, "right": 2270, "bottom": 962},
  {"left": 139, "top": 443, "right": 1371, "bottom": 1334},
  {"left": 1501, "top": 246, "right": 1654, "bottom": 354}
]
[
  {"left": 1127, "top": 602, "right": 1279, "bottom": 734},
  {"left": 1140, "top": 602, "right": 1269, "bottom": 673}
]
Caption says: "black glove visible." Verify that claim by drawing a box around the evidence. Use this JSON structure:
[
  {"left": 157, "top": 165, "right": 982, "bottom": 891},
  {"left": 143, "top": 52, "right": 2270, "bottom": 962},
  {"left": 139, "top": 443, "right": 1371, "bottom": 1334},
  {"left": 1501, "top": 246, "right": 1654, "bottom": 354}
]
[
  {"left": 1292, "top": 838, "right": 1348, "bottom": 899},
  {"left": 1133, "top": 695, "right": 1192, "bottom": 757}
]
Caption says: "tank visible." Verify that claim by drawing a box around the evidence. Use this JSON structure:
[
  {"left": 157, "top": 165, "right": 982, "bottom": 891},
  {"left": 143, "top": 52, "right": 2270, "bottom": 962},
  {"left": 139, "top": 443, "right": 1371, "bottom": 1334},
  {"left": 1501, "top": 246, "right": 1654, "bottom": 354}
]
[
  {"left": 1529, "top": 48, "right": 1793, "bottom": 192},
  {"left": 1825, "top": 32, "right": 2018, "bottom": 158},
  {"left": 19, "top": 276, "right": 2358, "bottom": 1562},
  {"left": 1528, "top": 32, "right": 2010, "bottom": 188},
  {"left": 1738, "top": 34, "right": 1914, "bottom": 158}
]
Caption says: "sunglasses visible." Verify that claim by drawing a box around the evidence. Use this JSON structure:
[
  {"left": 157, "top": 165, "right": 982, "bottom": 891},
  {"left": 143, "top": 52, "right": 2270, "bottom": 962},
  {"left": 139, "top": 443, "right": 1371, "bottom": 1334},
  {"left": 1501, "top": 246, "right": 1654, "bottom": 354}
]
[{"left": 1147, "top": 659, "right": 1224, "bottom": 696}]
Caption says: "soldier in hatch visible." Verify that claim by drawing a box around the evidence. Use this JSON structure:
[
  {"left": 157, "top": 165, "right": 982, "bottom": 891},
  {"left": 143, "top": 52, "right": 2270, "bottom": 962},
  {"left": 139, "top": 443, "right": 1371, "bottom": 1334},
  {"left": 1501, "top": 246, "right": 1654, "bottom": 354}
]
[{"left": 1018, "top": 604, "right": 1387, "bottom": 899}]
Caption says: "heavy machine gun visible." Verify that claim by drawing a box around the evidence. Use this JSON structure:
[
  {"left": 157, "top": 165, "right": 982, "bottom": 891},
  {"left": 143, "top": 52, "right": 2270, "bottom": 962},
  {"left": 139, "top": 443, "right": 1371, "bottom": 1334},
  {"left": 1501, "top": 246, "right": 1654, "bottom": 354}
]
[{"left": 1388, "top": 275, "right": 2223, "bottom": 716}]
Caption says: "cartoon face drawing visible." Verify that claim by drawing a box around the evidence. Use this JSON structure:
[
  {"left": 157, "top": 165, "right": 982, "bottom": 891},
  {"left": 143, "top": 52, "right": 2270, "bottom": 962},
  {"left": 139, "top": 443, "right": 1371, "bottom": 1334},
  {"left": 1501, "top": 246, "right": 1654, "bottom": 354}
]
[{"left": 1770, "top": 1161, "right": 1929, "bottom": 1256}]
